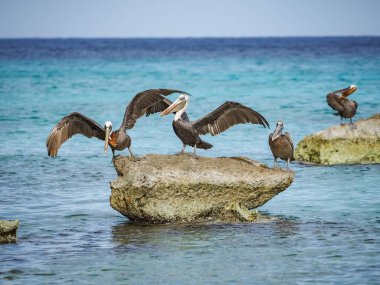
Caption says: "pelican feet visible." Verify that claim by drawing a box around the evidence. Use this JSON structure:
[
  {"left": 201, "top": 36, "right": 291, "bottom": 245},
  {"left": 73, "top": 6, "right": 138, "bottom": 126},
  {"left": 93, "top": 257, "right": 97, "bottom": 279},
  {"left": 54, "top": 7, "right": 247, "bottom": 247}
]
[
  {"left": 189, "top": 153, "right": 199, "bottom": 159},
  {"left": 175, "top": 144, "right": 187, "bottom": 156},
  {"left": 340, "top": 122, "right": 357, "bottom": 130},
  {"left": 272, "top": 166, "right": 292, "bottom": 171},
  {"left": 112, "top": 154, "right": 140, "bottom": 163},
  {"left": 111, "top": 155, "right": 121, "bottom": 164},
  {"left": 271, "top": 159, "right": 292, "bottom": 171},
  {"left": 339, "top": 118, "right": 356, "bottom": 130},
  {"left": 273, "top": 158, "right": 279, "bottom": 169},
  {"left": 129, "top": 155, "right": 141, "bottom": 162},
  {"left": 175, "top": 152, "right": 198, "bottom": 159},
  {"left": 348, "top": 122, "right": 357, "bottom": 130}
]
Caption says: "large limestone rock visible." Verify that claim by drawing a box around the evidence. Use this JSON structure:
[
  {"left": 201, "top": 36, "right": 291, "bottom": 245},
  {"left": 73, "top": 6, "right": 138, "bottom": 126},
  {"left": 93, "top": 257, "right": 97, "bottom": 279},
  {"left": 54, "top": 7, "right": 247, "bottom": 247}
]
[
  {"left": 295, "top": 114, "right": 380, "bottom": 165},
  {"left": 0, "top": 220, "right": 19, "bottom": 243},
  {"left": 110, "top": 154, "right": 294, "bottom": 224}
]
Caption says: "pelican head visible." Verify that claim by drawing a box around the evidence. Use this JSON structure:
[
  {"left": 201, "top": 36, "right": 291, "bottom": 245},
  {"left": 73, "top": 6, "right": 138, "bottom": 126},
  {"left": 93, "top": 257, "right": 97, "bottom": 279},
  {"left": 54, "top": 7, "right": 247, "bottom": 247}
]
[
  {"left": 272, "top": 121, "right": 284, "bottom": 141},
  {"left": 345, "top": 85, "right": 358, "bottom": 96},
  {"left": 335, "top": 85, "right": 358, "bottom": 97},
  {"left": 160, "top": 93, "right": 190, "bottom": 117},
  {"left": 104, "top": 121, "right": 113, "bottom": 152}
]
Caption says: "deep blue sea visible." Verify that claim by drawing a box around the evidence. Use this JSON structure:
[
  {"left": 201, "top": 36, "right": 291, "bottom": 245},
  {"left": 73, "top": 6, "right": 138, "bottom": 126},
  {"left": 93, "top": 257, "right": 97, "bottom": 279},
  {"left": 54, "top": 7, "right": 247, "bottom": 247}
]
[{"left": 0, "top": 38, "right": 379, "bottom": 284}]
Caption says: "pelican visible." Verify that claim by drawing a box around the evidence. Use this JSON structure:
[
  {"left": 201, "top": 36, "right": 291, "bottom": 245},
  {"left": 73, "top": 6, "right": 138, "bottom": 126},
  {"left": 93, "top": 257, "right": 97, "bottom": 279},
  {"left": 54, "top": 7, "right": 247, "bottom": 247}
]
[
  {"left": 160, "top": 93, "right": 270, "bottom": 155},
  {"left": 46, "top": 89, "right": 185, "bottom": 157},
  {"left": 269, "top": 121, "right": 294, "bottom": 170},
  {"left": 326, "top": 85, "right": 358, "bottom": 126}
]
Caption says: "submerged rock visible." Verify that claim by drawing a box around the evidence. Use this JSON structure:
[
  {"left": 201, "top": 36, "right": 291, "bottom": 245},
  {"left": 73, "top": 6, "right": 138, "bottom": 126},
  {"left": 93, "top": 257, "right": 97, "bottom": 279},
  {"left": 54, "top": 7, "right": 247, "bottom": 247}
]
[
  {"left": 0, "top": 220, "right": 19, "bottom": 243},
  {"left": 295, "top": 114, "right": 380, "bottom": 165},
  {"left": 110, "top": 154, "right": 294, "bottom": 224}
]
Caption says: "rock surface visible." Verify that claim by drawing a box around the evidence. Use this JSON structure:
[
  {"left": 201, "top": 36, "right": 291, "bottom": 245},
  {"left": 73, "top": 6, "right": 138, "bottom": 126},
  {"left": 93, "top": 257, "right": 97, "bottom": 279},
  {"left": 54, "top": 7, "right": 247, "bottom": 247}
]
[
  {"left": 295, "top": 114, "right": 380, "bottom": 165},
  {"left": 0, "top": 220, "right": 19, "bottom": 243},
  {"left": 110, "top": 154, "right": 294, "bottom": 224}
]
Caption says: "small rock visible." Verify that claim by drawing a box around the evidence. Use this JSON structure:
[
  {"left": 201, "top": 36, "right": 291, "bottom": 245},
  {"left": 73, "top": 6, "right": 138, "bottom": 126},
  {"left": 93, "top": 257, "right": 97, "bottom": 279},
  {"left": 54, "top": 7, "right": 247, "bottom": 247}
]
[
  {"left": 0, "top": 220, "right": 19, "bottom": 243},
  {"left": 295, "top": 114, "right": 380, "bottom": 165},
  {"left": 110, "top": 154, "right": 294, "bottom": 224}
]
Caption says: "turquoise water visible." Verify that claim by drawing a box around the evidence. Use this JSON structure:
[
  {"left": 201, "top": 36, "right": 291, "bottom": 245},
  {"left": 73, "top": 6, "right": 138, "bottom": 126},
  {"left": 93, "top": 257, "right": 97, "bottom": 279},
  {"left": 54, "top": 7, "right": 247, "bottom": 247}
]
[{"left": 0, "top": 38, "right": 379, "bottom": 284}]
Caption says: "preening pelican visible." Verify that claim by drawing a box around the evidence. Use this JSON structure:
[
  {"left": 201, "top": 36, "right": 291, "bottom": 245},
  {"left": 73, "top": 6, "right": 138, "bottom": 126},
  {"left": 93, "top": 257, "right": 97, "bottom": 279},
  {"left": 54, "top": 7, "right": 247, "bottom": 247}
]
[
  {"left": 160, "top": 93, "right": 270, "bottom": 155},
  {"left": 326, "top": 85, "right": 358, "bottom": 125},
  {"left": 46, "top": 89, "right": 185, "bottom": 157},
  {"left": 269, "top": 121, "right": 294, "bottom": 170}
]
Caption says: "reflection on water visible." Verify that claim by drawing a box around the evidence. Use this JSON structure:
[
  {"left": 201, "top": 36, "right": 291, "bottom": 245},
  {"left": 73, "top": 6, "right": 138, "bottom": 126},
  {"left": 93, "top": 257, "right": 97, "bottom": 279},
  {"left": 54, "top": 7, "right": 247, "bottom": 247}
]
[
  {"left": 111, "top": 215, "right": 300, "bottom": 247},
  {"left": 107, "top": 216, "right": 379, "bottom": 284}
]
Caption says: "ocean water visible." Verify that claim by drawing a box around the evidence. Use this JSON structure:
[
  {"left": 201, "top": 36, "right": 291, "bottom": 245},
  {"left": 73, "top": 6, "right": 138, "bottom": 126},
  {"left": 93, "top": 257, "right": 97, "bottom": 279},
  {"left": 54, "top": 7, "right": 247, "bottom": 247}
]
[{"left": 0, "top": 38, "right": 379, "bottom": 284}]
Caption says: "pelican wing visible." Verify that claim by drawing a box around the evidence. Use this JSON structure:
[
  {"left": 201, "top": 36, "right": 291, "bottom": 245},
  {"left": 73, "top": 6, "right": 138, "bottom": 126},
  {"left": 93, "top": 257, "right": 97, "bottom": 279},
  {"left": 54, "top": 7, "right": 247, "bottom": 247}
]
[
  {"left": 268, "top": 133, "right": 273, "bottom": 146},
  {"left": 284, "top": 132, "right": 295, "bottom": 161},
  {"left": 193, "top": 101, "right": 270, "bottom": 136},
  {"left": 121, "top": 89, "right": 186, "bottom": 129},
  {"left": 353, "top": 100, "right": 358, "bottom": 110},
  {"left": 284, "top": 132, "right": 294, "bottom": 152},
  {"left": 326, "top": 93, "right": 345, "bottom": 112},
  {"left": 145, "top": 98, "right": 173, "bottom": 117},
  {"left": 46, "top": 112, "right": 105, "bottom": 157}
]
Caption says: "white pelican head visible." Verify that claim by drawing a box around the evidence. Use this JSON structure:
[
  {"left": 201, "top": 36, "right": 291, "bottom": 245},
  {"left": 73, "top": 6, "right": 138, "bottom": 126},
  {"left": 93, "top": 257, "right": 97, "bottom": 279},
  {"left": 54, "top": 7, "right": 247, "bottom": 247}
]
[
  {"left": 160, "top": 93, "right": 190, "bottom": 119},
  {"left": 272, "top": 121, "right": 284, "bottom": 141}
]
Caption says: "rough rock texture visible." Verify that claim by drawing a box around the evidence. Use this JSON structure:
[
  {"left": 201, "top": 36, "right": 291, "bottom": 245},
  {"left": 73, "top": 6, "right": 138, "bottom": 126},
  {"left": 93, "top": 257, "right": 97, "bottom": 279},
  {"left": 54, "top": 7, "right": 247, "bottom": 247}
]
[
  {"left": 295, "top": 114, "right": 380, "bottom": 165},
  {"left": 110, "top": 154, "right": 294, "bottom": 224},
  {"left": 0, "top": 220, "right": 19, "bottom": 243}
]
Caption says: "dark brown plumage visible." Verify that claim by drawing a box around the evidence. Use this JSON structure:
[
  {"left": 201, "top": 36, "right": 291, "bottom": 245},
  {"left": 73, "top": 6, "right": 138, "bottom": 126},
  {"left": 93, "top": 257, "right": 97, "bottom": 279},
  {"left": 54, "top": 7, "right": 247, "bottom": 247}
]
[
  {"left": 326, "top": 85, "right": 358, "bottom": 125},
  {"left": 172, "top": 113, "right": 213, "bottom": 153},
  {"left": 46, "top": 88, "right": 185, "bottom": 157},
  {"left": 161, "top": 94, "right": 270, "bottom": 155},
  {"left": 121, "top": 89, "right": 184, "bottom": 130},
  {"left": 46, "top": 112, "right": 105, "bottom": 157},
  {"left": 269, "top": 121, "right": 294, "bottom": 170},
  {"left": 194, "top": 101, "right": 270, "bottom": 135}
]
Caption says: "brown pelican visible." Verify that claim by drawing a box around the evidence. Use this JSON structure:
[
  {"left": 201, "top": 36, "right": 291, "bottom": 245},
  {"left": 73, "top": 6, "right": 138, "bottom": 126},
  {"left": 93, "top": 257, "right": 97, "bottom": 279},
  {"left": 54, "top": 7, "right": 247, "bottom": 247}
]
[
  {"left": 326, "top": 85, "right": 358, "bottom": 125},
  {"left": 160, "top": 93, "right": 270, "bottom": 155},
  {"left": 46, "top": 89, "right": 185, "bottom": 157},
  {"left": 269, "top": 121, "right": 294, "bottom": 170}
]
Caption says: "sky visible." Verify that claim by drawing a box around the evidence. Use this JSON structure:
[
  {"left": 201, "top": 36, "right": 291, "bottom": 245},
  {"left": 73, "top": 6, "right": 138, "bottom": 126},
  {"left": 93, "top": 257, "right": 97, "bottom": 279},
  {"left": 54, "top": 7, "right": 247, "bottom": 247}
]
[{"left": 0, "top": 0, "right": 380, "bottom": 38}]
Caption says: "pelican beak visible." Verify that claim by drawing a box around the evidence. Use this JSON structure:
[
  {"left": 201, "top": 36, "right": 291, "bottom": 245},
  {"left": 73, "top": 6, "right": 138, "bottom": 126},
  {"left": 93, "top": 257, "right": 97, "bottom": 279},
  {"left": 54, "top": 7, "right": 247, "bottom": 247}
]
[
  {"left": 335, "top": 85, "right": 357, "bottom": 97},
  {"left": 272, "top": 124, "right": 283, "bottom": 141},
  {"left": 104, "top": 127, "right": 111, "bottom": 152},
  {"left": 160, "top": 99, "right": 186, "bottom": 117}
]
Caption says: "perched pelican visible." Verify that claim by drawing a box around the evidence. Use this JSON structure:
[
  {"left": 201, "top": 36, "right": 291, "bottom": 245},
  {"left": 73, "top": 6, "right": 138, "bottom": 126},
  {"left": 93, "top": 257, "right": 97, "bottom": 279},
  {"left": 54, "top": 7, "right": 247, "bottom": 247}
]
[
  {"left": 326, "top": 85, "right": 358, "bottom": 125},
  {"left": 160, "top": 93, "right": 270, "bottom": 155},
  {"left": 46, "top": 89, "right": 185, "bottom": 157},
  {"left": 269, "top": 121, "right": 294, "bottom": 170}
]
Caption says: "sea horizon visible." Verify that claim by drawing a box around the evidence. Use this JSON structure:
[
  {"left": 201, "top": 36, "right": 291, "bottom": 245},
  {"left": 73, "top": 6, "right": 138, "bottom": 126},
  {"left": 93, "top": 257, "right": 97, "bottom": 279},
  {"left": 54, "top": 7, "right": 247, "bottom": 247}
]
[{"left": 1, "top": 35, "right": 380, "bottom": 40}]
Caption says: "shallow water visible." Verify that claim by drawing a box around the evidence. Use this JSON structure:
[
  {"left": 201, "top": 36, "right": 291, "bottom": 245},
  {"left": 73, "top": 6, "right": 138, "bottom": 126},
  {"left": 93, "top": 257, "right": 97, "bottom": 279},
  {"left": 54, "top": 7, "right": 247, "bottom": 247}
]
[{"left": 0, "top": 38, "right": 379, "bottom": 284}]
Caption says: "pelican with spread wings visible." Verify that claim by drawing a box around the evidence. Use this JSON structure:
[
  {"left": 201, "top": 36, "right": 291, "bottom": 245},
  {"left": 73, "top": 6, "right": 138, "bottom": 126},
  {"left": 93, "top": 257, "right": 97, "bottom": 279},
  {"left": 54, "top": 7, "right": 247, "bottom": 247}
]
[
  {"left": 46, "top": 89, "right": 186, "bottom": 157},
  {"left": 160, "top": 93, "right": 270, "bottom": 155}
]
